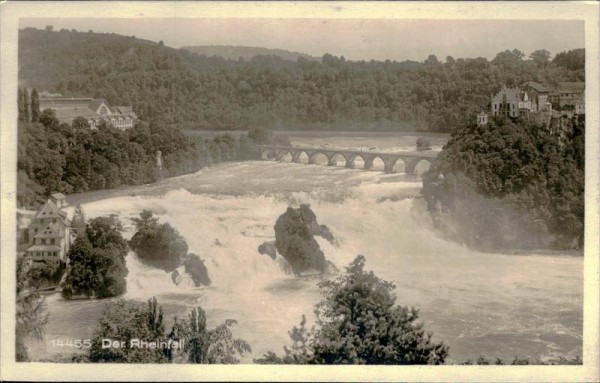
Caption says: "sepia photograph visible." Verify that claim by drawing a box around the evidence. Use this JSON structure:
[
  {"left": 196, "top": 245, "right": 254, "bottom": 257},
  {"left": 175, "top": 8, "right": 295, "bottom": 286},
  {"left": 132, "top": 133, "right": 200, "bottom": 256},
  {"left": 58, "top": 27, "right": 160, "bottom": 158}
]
[{"left": 1, "top": 2, "right": 598, "bottom": 382}]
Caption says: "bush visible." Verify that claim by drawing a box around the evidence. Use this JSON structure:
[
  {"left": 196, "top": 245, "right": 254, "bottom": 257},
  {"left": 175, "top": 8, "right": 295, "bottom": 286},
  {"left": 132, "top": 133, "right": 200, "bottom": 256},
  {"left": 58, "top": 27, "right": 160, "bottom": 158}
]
[
  {"left": 256, "top": 256, "right": 448, "bottom": 365},
  {"left": 87, "top": 298, "right": 166, "bottom": 363},
  {"left": 416, "top": 137, "right": 432, "bottom": 151}
]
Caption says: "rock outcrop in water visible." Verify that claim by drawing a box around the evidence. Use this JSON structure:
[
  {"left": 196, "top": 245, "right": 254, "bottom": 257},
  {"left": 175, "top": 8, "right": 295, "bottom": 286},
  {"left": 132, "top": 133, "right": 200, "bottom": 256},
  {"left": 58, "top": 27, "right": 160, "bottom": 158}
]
[
  {"left": 130, "top": 211, "right": 188, "bottom": 272},
  {"left": 273, "top": 204, "right": 336, "bottom": 275},
  {"left": 258, "top": 241, "right": 277, "bottom": 260},
  {"left": 131, "top": 211, "right": 211, "bottom": 286},
  {"left": 183, "top": 253, "right": 211, "bottom": 287}
]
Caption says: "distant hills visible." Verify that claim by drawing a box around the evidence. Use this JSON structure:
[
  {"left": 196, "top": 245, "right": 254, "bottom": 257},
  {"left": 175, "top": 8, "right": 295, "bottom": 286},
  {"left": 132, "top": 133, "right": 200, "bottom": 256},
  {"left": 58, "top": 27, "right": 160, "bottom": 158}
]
[
  {"left": 19, "top": 27, "right": 584, "bottom": 132},
  {"left": 181, "top": 45, "right": 318, "bottom": 62}
]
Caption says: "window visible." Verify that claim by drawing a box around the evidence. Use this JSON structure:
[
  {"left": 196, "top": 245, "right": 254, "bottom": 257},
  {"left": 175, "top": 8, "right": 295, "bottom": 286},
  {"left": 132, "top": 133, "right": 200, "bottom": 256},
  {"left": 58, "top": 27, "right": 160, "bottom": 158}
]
[
  {"left": 42, "top": 238, "right": 46, "bottom": 245},
  {"left": 51, "top": 238, "right": 55, "bottom": 245}
]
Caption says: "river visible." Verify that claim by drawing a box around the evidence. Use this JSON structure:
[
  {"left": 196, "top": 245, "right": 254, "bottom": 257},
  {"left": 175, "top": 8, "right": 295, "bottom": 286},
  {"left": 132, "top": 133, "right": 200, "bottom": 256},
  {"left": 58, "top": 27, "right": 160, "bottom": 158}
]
[{"left": 26, "top": 132, "right": 583, "bottom": 364}]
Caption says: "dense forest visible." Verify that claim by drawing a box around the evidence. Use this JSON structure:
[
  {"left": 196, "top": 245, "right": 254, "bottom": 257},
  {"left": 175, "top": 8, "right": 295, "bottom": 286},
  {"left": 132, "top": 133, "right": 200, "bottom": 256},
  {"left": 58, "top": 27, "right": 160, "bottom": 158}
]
[
  {"left": 19, "top": 27, "right": 584, "bottom": 132},
  {"left": 17, "top": 87, "right": 256, "bottom": 207},
  {"left": 422, "top": 115, "right": 585, "bottom": 250}
]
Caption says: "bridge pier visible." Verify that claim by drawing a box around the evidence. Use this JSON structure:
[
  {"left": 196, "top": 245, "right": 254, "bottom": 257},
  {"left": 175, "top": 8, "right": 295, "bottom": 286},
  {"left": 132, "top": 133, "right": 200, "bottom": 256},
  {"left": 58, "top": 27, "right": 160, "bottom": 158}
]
[
  {"left": 381, "top": 155, "right": 398, "bottom": 173},
  {"left": 364, "top": 156, "right": 374, "bottom": 170},
  {"left": 291, "top": 150, "right": 302, "bottom": 163},
  {"left": 383, "top": 160, "right": 395, "bottom": 173},
  {"left": 345, "top": 157, "right": 355, "bottom": 169}
]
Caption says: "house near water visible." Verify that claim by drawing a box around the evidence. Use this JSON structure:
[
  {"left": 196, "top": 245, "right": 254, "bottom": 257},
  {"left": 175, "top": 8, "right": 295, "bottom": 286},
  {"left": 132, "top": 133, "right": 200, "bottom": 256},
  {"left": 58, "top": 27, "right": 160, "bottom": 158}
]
[{"left": 25, "top": 193, "right": 74, "bottom": 263}]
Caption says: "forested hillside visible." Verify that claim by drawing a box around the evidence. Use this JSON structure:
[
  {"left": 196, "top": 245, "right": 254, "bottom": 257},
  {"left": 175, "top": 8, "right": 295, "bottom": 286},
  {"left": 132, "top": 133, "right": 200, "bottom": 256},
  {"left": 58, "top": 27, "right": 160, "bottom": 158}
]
[
  {"left": 181, "top": 45, "right": 318, "bottom": 62},
  {"left": 19, "top": 27, "right": 584, "bottom": 132},
  {"left": 422, "top": 115, "right": 585, "bottom": 250},
  {"left": 17, "top": 89, "right": 256, "bottom": 207}
]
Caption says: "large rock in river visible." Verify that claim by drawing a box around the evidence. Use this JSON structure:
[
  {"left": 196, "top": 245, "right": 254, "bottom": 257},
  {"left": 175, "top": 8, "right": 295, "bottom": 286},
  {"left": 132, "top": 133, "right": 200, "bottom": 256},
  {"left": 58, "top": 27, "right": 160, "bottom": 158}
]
[
  {"left": 183, "top": 253, "right": 211, "bottom": 287},
  {"left": 274, "top": 204, "right": 333, "bottom": 275}
]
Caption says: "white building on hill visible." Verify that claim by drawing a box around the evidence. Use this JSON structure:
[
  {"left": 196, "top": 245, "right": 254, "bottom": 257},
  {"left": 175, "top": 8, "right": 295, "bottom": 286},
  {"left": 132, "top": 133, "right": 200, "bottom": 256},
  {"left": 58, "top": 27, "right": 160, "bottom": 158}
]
[{"left": 39, "top": 97, "right": 137, "bottom": 130}]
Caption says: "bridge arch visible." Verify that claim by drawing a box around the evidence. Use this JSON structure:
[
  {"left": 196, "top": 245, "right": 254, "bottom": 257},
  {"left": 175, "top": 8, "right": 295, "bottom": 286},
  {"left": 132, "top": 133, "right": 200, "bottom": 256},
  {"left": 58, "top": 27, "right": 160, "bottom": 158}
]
[
  {"left": 369, "top": 156, "right": 386, "bottom": 172},
  {"left": 328, "top": 153, "right": 348, "bottom": 167},
  {"left": 347, "top": 153, "right": 367, "bottom": 169},
  {"left": 292, "top": 150, "right": 310, "bottom": 164},
  {"left": 260, "top": 149, "right": 277, "bottom": 160},
  {"left": 277, "top": 150, "right": 293, "bottom": 162},
  {"left": 309, "top": 151, "right": 329, "bottom": 165},
  {"left": 392, "top": 157, "right": 406, "bottom": 173},
  {"left": 411, "top": 158, "right": 433, "bottom": 175}
]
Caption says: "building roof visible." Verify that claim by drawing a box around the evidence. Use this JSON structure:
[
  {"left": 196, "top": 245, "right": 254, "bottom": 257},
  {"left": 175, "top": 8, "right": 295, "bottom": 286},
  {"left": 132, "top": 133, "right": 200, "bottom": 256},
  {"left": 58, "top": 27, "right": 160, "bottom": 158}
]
[
  {"left": 50, "top": 192, "right": 66, "bottom": 200},
  {"left": 521, "top": 81, "right": 549, "bottom": 93},
  {"left": 555, "top": 82, "right": 585, "bottom": 93},
  {"left": 39, "top": 97, "right": 136, "bottom": 124},
  {"left": 27, "top": 245, "right": 62, "bottom": 252},
  {"left": 33, "top": 199, "right": 69, "bottom": 226},
  {"left": 39, "top": 98, "right": 94, "bottom": 109},
  {"left": 89, "top": 99, "right": 109, "bottom": 113}
]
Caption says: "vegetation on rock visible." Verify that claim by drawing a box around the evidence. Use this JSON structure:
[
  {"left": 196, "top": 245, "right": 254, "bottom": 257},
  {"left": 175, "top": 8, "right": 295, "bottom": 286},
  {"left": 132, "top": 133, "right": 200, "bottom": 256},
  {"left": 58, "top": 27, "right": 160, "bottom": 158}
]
[
  {"left": 273, "top": 204, "right": 334, "bottom": 274},
  {"left": 422, "top": 115, "right": 584, "bottom": 250},
  {"left": 129, "top": 210, "right": 188, "bottom": 271}
]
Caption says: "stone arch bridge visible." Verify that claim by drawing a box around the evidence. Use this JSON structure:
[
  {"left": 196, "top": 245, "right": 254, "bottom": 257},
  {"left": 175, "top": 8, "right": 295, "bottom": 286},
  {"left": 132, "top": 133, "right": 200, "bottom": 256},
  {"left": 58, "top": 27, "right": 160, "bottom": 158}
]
[{"left": 256, "top": 145, "right": 438, "bottom": 174}]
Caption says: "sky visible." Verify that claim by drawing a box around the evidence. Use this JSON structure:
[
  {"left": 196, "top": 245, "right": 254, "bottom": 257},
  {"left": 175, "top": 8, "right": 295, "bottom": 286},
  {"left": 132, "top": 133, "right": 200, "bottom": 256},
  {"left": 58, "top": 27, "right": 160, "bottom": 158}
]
[{"left": 20, "top": 18, "right": 584, "bottom": 62}]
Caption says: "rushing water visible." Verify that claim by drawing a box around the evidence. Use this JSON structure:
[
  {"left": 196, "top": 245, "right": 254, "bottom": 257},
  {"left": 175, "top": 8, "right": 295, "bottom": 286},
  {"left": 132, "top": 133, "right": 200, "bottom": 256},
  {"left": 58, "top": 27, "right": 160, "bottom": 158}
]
[{"left": 26, "top": 133, "right": 583, "bottom": 364}]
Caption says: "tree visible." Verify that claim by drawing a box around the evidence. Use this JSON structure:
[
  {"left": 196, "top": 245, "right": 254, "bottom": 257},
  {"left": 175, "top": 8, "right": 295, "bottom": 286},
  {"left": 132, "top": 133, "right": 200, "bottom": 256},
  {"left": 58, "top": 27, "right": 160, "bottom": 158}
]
[
  {"left": 16, "top": 257, "right": 48, "bottom": 361},
  {"left": 23, "top": 88, "right": 30, "bottom": 123},
  {"left": 248, "top": 126, "right": 270, "bottom": 144},
  {"left": 87, "top": 298, "right": 167, "bottom": 363},
  {"left": 18, "top": 87, "right": 25, "bottom": 122},
  {"left": 86, "top": 215, "right": 127, "bottom": 256},
  {"left": 530, "top": 49, "right": 551, "bottom": 68},
  {"left": 71, "top": 204, "right": 87, "bottom": 237},
  {"left": 169, "top": 306, "right": 251, "bottom": 364},
  {"left": 492, "top": 49, "right": 525, "bottom": 68},
  {"left": 30, "top": 88, "right": 40, "bottom": 122},
  {"left": 257, "top": 256, "right": 448, "bottom": 365},
  {"left": 62, "top": 216, "right": 128, "bottom": 299},
  {"left": 424, "top": 54, "right": 440, "bottom": 65},
  {"left": 552, "top": 49, "right": 585, "bottom": 71}
]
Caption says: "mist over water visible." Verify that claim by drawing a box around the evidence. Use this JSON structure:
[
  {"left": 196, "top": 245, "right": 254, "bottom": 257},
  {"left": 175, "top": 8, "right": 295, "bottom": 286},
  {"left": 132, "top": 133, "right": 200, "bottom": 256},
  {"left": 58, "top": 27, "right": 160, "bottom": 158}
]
[{"left": 29, "top": 135, "right": 583, "bottom": 364}]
